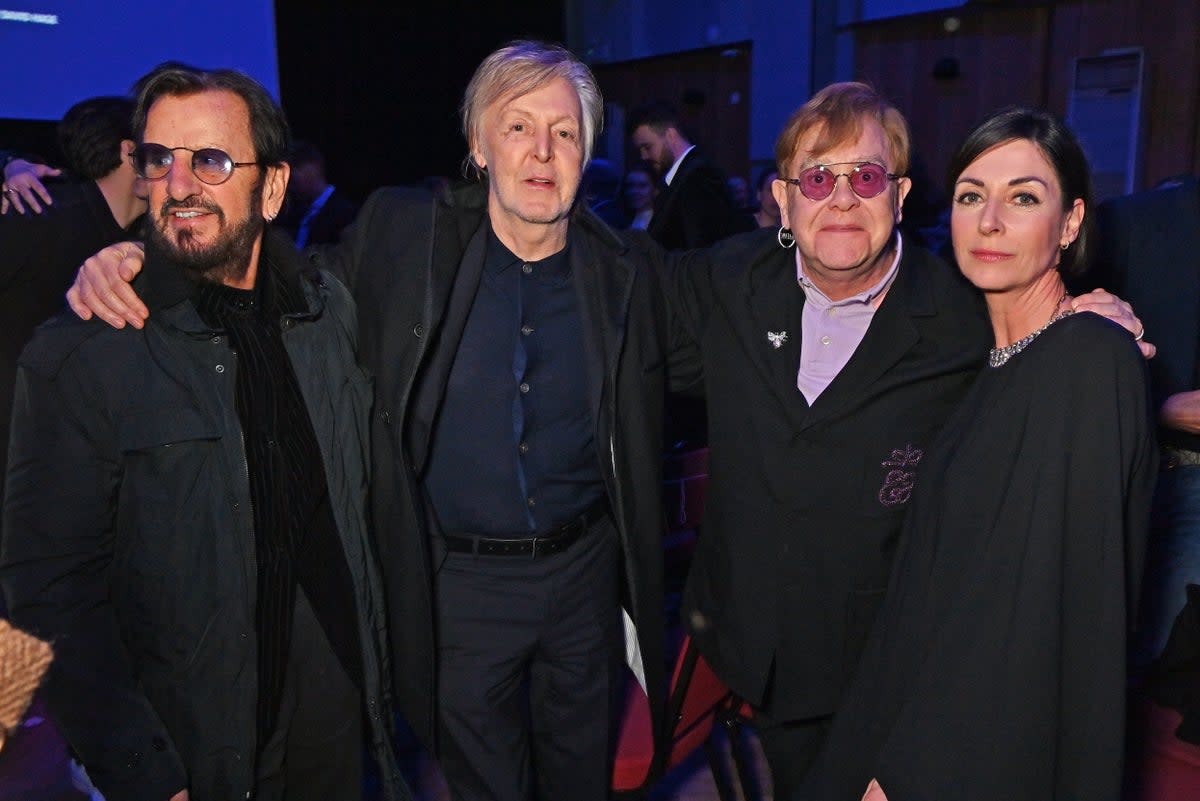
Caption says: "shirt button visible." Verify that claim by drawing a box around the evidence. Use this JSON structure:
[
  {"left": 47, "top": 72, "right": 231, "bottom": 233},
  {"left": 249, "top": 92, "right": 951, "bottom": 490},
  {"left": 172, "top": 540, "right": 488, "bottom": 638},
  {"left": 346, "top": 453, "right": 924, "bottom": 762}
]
[
  {"left": 820, "top": 336, "right": 831, "bottom": 345},
  {"left": 527, "top": 497, "right": 536, "bottom": 507},
  {"left": 215, "top": 364, "right": 225, "bottom": 372},
  {"left": 521, "top": 263, "right": 533, "bottom": 275},
  {"left": 518, "top": 441, "right": 530, "bottom": 454},
  {"left": 519, "top": 382, "right": 530, "bottom": 394},
  {"left": 211, "top": 335, "right": 221, "bottom": 344},
  {"left": 412, "top": 323, "right": 424, "bottom": 338},
  {"left": 521, "top": 324, "right": 534, "bottom": 336}
]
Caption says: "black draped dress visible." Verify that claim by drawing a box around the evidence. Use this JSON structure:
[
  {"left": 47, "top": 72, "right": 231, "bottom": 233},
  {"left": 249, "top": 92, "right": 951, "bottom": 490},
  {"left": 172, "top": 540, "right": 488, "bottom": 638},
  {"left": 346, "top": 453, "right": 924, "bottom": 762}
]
[{"left": 799, "top": 311, "right": 1157, "bottom": 801}]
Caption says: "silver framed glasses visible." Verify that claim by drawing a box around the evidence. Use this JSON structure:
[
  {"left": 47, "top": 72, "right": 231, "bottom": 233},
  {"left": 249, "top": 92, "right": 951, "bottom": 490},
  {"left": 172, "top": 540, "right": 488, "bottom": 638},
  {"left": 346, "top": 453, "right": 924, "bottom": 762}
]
[
  {"left": 131, "top": 143, "right": 260, "bottom": 186},
  {"left": 780, "top": 161, "right": 902, "bottom": 201}
]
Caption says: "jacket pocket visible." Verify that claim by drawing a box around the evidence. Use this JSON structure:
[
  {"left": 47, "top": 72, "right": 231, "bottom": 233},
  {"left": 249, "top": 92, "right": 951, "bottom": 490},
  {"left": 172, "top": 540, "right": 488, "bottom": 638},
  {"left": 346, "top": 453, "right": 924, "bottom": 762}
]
[{"left": 117, "top": 406, "right": 220, "bottom": 452}]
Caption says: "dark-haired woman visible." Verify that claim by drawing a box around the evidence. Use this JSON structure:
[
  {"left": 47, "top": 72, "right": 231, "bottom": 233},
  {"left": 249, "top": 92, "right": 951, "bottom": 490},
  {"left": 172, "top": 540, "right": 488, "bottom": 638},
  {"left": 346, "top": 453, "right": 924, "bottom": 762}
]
[{"left": 798, "top": 108, "right": 1156, "bottom": 801}]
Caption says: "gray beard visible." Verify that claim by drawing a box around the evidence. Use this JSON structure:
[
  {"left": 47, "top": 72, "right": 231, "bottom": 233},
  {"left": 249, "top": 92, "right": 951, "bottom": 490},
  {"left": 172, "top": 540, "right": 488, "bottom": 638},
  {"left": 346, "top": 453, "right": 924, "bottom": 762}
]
[{"left": 148, "top": 183, "right": 265, "bottom": 285}]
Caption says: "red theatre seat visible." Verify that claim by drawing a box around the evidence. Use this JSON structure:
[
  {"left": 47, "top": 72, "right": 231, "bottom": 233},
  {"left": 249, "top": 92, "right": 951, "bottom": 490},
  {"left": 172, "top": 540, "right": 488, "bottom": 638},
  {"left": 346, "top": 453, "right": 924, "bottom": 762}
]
[{"left": 611, "top": 635, "right": 733, "bottom": 795}]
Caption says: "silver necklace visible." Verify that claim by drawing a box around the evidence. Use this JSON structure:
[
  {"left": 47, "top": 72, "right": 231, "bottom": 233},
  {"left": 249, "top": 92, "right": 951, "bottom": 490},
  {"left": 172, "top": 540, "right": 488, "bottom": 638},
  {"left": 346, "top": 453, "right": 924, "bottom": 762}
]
[{"left": 988, "top": 293, "right": 1074, "bottom": 368}]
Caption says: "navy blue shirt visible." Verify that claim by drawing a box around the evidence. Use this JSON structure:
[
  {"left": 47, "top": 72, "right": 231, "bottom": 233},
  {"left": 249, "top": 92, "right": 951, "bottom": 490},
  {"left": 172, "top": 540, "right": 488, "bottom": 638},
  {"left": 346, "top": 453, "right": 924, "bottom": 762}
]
[{"left": 423, "top": 230, "right": 604, "bottom": 536}]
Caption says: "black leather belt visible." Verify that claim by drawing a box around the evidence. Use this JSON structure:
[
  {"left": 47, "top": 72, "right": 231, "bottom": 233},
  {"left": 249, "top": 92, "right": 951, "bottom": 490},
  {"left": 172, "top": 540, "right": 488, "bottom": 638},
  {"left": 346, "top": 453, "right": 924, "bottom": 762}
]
[
  {"left": 442, "top": 501, "right": 610, "bottom": 558},
  {"left": 1163, "top": 446, "right": 1200, "bottom": 469}
]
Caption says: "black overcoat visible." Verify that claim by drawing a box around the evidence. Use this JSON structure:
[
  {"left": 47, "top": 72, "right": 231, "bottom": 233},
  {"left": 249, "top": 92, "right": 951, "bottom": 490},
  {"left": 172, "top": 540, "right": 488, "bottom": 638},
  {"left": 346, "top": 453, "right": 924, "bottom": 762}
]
[
  {"left": 2, "top": 230, "right": 407, "bottom": 801},
  {"left": 659, "top": 228, "right": 992, "bottom": 720},
  {"left": 315, "top": 182, "right": 671, "bottom": 749}
]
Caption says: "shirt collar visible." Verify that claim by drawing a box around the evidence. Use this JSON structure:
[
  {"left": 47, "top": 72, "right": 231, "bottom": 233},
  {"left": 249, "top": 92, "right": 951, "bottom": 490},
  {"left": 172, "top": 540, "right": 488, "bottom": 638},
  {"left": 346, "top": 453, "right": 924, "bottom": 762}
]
[
  {"left": 663, "top": 144, "right": 696, "bottom": 186},
  {"left": 795, "top": 231, "right": 903, "bottom": 309},
  {"left": 304, "top": 184, "right": 335, "bottom": 215},
  {"left": 485, "top": 227, "right": 571, "bottom": 279}
]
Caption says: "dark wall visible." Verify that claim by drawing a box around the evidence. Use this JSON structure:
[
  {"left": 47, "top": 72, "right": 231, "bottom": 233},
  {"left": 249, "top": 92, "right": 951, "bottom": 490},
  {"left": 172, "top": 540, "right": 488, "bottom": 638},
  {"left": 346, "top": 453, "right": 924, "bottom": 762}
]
[
  {"left": 2, "top": 4, "right": 563, "bottom": 198},
  {"left": 274, "top": 2, "right": 565, "bottom": 203}
]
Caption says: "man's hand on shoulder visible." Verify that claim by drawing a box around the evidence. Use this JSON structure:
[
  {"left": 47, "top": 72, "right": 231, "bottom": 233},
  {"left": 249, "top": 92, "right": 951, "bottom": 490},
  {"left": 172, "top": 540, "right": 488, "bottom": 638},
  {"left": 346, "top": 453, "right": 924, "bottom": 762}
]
[
  {"left": 1, "top": 158, "right": 62, "bottom": 215},
  {"left": 169, "top": 789, "right": 189, "bottom": 801},
  {"left": 66, "top": 242, "right": 150, "bottom": 329},
  {"left": 1071, "top": 288, "right": 1156, "bottom": 359}
]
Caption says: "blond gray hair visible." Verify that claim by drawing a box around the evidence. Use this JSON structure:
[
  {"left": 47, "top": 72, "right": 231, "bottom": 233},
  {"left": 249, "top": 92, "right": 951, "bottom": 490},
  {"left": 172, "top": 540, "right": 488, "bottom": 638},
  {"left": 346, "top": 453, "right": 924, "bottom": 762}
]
[{"left": 461, "top": 40, "right": 603, "bottom": 179}]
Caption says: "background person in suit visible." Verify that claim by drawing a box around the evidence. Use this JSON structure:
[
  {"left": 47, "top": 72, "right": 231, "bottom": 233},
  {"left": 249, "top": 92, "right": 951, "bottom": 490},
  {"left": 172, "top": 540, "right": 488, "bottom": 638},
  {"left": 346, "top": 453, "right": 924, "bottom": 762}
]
[
  {"left": 1080, "top": 175, "right": 1200, "bottom": 666},
  {"left": 277, "top": 139, "right": 358, "bottom": 247},
  {"left": 621, "top": 159, "right": 659, "bottom": 230},
  {"left": 0, "top": 96, "right": 146, "bottom": 508},
  {"left": 630, "top": 100, "right": 752, "bottom": 251}
]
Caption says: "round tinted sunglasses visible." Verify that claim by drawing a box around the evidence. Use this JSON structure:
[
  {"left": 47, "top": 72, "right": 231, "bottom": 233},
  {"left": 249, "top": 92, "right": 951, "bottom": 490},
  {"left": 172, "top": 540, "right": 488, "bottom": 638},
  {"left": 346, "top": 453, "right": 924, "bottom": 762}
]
[
  {"left": 131, "top": 143, "right": 260, "bottom": 186},
  {"left": 780, "top": 161, "right": 903, "bottom": 201}
]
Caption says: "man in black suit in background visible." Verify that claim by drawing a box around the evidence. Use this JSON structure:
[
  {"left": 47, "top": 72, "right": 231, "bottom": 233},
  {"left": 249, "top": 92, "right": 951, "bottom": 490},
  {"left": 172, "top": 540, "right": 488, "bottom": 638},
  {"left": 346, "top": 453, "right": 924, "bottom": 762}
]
[
  {"left": 1083, "top": 176, "right": 1200, "bottom": 666},
  {"left": 630, "top": 100, "right": 752, "bottom": 251},
  {"left": 277, "top": 140, "right": 358, "bottom": 247},
  {"left": 0, "top": 97, "right": 146, "bottom": 503}
]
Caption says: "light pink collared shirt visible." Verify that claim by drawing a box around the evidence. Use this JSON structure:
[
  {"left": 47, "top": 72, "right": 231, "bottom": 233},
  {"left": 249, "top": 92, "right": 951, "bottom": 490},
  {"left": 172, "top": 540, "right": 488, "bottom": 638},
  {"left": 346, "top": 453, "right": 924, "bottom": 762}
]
[{"left": 795, "top": 233, "right": 904, "bottom": 404}]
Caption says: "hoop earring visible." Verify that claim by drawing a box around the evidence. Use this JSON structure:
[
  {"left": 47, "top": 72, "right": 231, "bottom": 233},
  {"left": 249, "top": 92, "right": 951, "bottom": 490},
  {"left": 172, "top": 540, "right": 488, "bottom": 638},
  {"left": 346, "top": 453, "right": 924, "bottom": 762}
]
[
  {"left": 777, "top": 226, "right": 795, "bottom": 249},
  {"left": 1060, "top": 241, "right": 1069, "bottom": 251}
]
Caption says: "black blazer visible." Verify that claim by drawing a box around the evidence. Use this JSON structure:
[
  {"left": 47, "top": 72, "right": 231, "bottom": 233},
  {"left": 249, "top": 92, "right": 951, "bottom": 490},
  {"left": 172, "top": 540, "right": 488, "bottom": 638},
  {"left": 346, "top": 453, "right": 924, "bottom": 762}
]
[
  {"left": 648, "top": 148, "right": 752, "bottom": 251},
  {"left": 314, "top": 183, "right": 671, "bottom": 748},
  {"left": 659, "top": 229, "right": 991, "bottom": 719},
  {"left": 1085, "top": 177, "right": 1200, "bottom": 450},
  {"left": 0, "top": 179, "right": 135, "bottom": 502},
  {"left": 278, "top": 187, "right": 359, "bottom": 247}
]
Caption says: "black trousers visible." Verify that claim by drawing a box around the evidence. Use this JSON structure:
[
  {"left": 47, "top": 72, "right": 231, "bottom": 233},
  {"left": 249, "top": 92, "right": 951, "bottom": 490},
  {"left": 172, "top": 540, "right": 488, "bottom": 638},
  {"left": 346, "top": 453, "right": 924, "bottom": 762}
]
[
  {"left": 434, "top": 516, "right": 620, "bottom": 801},
  {"left": 254, "top": 588, "right": 363, "bottom": 801},
  {"left": 752, "top": 708, "right": 831, "bottom": 801}
]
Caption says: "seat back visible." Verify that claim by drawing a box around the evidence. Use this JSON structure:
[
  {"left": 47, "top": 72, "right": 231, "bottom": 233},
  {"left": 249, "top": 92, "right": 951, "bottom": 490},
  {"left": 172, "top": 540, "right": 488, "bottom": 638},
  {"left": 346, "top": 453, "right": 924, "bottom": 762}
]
[{"left": 611, "top": 634, "right": 731, "bottom": 793}]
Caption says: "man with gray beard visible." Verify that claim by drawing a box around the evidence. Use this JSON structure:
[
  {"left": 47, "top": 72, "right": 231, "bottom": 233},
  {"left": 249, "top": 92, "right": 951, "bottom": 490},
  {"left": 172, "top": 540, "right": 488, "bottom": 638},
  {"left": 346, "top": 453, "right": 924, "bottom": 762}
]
[{"left": 1, "top": 64, "right": 408, "bottom": 801}]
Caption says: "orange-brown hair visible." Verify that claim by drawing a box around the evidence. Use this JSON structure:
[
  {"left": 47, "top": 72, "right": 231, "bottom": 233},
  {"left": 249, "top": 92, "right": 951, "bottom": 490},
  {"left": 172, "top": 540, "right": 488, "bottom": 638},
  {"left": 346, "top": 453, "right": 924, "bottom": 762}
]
[{"left": 774, "top": 82, "right": 911, "bottom": 177}]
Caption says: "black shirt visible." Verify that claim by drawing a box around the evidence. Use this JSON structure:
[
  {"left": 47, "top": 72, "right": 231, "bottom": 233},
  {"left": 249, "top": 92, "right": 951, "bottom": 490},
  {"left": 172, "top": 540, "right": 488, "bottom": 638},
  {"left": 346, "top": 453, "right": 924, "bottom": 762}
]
[
  {"left": 423, "top": 230, "right": 604, "bottom": 536},
  {"left": 194, "top": 263, "right": 361, "bottom": 746}
]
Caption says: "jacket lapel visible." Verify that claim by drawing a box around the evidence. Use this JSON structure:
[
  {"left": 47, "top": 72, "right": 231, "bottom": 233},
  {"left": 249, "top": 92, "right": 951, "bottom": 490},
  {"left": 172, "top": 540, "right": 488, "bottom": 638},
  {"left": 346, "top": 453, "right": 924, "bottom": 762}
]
[
  {"left": 571, "top": 213, "right": 633, "bottom": 432},
  {"left": 648, "top": 150, "right": 695, "bottom": 238},
  {"left": 798, "top": 245, "right": 925, "bottom": 432},
  {"left": 406, "top": 195, "right": 488, "bottom": 474},
  {"left": 744, "top": 246, "right": 807, "bottom": 423}
]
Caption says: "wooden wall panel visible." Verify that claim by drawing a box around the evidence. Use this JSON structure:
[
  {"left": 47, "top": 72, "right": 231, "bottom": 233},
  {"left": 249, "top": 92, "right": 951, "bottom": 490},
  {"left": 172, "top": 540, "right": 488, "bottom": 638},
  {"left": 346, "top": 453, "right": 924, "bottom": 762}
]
[
  {"left": 1044, "top": 0, "right": 1200, "bottom": 185},
  {"left": 590, "top": 44, "right": 752, "bottom": 183},
  {"left": 854, "top": 6, "right": 1050, "bottom": 195},
  {"left": 852, "top": 0, "right": 1200, "bottom": 192}
]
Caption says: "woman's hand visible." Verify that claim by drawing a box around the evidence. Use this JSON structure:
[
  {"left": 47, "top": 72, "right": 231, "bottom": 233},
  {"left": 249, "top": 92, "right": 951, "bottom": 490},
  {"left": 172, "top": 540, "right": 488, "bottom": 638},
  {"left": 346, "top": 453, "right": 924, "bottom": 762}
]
[{"left": 1, "top": 159, "right": 62, "bottom": 215}]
